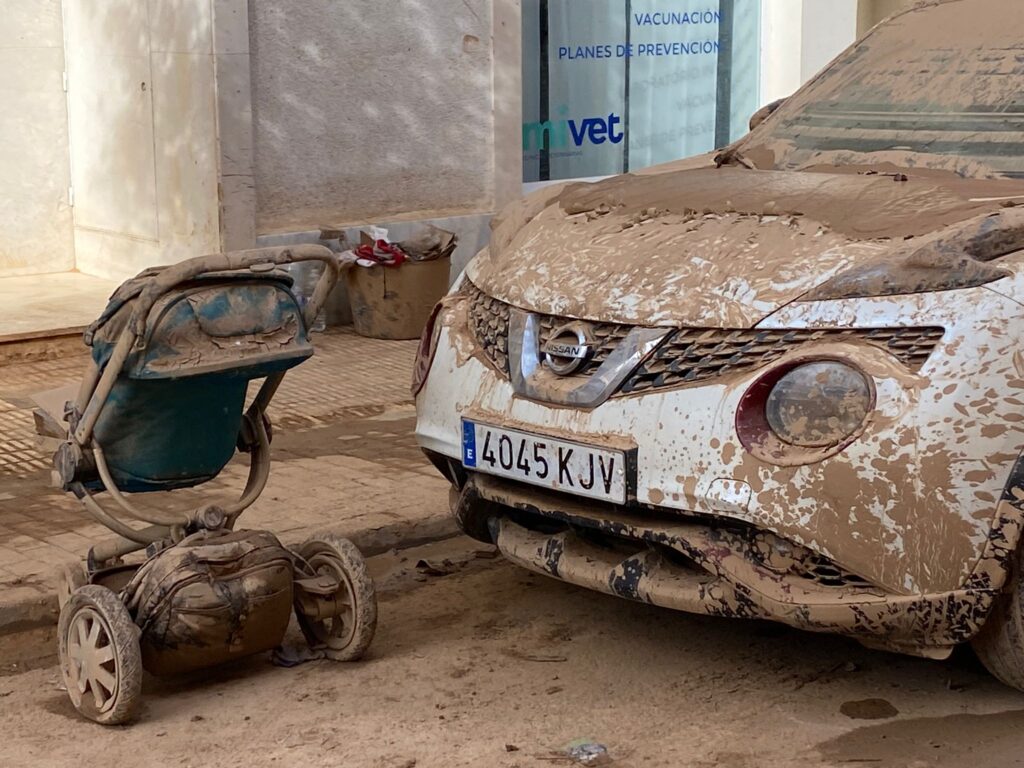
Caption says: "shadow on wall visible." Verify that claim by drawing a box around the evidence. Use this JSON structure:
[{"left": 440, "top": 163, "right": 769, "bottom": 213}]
[
  {"left": 66, "top": 0, "right": 220, "bottom": 280},
  {"left": 248, "top": 0, "right": 497, "bottom": 234}
]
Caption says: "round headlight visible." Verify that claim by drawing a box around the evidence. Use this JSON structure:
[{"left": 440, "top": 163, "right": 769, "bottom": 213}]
[{"left": 765, "top": 362, "right": 872, "bottom": 448}]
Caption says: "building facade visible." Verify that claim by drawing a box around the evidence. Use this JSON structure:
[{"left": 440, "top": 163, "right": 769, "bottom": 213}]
[{"left": 0, "top": 0, "right": 912, "bottom": 291}]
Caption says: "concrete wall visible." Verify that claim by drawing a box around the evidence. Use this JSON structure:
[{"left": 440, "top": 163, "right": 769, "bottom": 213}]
[
  {"left": 857, "top": 0, "right": 913, "bottom": 35},
  {"left": 3, "top": 1, "right": 894, "bottom": 289},
  {"left": 1, "top": 0, "right": 516, "bottom": 287},
  {"left": 760, "top": 0, "right": 804, "bottom": 105},
  {"left": 64, "top": 0, "right": 222, "bottom": 281},
  {"left": 248, "top": 0, "right": 520, "bottom": 236},
  {"left": 213, "top": 0, "right": 257, "bottom": 252},
  {"left": 0, "top": 0, "right": 74, "bottom": 277},
  {"left": 759, "top": 0, "right": 859, "bottom": 106},
  {"left": 800, "top": 0, "right": 858, "bottom": 83}
]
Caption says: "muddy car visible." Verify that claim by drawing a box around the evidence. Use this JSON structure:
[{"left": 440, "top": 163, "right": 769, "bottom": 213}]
[{"left": 414, "top": 0, "right": 1024, "bottom": 688}]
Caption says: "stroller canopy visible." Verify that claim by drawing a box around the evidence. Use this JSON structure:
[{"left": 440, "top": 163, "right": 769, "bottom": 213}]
[{"left": 87, "top": 268, "right": 314, "bottom": 380}]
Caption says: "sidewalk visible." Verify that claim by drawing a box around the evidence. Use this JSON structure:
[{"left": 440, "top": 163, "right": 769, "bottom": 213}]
[
  {"left": 0, "top": 329, "right": 454, "bottom": 630},
  {"left": 0, "top": 272, "right": 118, "bottom": 341}
]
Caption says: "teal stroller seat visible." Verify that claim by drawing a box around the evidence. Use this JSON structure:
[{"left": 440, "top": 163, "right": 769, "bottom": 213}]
[{"left": 85, "top": 270, "right": 313, "bottom": 492}]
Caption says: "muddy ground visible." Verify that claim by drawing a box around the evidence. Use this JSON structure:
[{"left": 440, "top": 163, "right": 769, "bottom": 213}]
[{"left": 1, "top": 537, "right": 1023, "bottom": 768}]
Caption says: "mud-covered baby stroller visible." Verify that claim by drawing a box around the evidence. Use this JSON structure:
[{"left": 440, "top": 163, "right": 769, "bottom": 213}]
[{"left": 33, "top": 246, "right": 376, "bottom": 725}]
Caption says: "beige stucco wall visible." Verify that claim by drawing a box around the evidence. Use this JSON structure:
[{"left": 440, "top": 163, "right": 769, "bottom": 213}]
[
  {"left": 9, "top": 0, "right": 516, "bottom": 284},
  {"left": 249, "top": 0, "right": 520, "bottom": 235},
  {"left": 65, "top": 0, "right": 222, "bottom": 281},
  {"left": 0, "top": 0, "right": 74, "bottom": 277},
  {"left": 760, "top": 0, "right": 861, "bottom": 106},
  {"left": 857, "top": 0, "right": 914, "bottom": 34}
]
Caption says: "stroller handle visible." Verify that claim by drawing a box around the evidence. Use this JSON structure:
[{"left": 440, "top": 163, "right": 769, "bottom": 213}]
[
  {"left": 129, "top": 245, "right": 341, "bottom": 337},
  {"left": 73, "top": 245, "right": 341, "bottom": 447}
]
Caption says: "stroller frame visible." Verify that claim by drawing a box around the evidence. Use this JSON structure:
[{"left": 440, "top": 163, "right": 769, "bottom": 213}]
[
  {"left": 48, "top": 246, "right": 378, "bottom": 725},
  {"left": 65, "top": 245, "right": 338, "bottom": 566}
]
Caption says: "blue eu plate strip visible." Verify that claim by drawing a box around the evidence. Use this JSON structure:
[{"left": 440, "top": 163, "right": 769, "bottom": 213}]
[{"left": 462, "top": 420, "right": 477, "bottom": 467}]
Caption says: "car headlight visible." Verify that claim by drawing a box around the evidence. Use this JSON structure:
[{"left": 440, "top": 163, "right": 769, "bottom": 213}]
[
  {"left": 764, "top": 362, "right": 872, "bottom": 448},
  {"left": 411, "top": 301, "right": 444, "bottom": 397}
]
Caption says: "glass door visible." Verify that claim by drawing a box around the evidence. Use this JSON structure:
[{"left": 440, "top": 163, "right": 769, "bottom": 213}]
[{"left": 522, "top": 0, "right": 762, "bottom": 184}]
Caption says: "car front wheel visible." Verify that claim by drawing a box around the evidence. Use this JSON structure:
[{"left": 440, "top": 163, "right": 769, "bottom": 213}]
[{"left": 972, "top": 549, "right": 1024, "bottom": 690}]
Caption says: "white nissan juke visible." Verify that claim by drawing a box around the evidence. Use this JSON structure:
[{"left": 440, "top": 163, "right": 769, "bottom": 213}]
[{"left": 414, "top": 0, "right": 1024, "bottom": 689}]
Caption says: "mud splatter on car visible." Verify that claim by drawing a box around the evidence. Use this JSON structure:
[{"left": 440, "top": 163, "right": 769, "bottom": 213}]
[{"left": 415, "top": 0, "right": 1024, "bottom": 689}]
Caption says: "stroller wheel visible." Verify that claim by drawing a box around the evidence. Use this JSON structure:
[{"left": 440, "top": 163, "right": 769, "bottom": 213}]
[
  {"left": 294, "top": 535, "right": 377, "bottom": 662},
  {"left": 57, "top": 561, "right": 88, "bottom": 610},
  {"left": 57, "top": 585, "right": 142, "bottom": 725}
]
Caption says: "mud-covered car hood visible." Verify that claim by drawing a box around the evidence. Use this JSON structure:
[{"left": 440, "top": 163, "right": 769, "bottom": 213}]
[{"left": 466, "top": 166, "right": 1024, "bottom": 328}]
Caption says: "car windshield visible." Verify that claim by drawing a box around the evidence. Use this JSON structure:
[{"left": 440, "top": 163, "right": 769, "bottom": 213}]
[{"left": 742, "top": 0, "right": 1024, "bottom": 179}]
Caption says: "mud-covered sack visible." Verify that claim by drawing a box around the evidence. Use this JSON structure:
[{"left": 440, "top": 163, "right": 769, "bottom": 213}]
[{"left": 124, "top": 529, "right": 294, "bottom": 676}]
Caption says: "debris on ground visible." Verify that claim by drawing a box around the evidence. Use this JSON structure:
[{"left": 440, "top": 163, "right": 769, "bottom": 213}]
[
  {"left": 0, "top": 534, "right": 1018, "bottom": 765},
  {"left": 793, "top": 660, "right": 860, "bottom": 690},
  {"left": 565, "top": 740, "right": 611, "bottom": 765},
  {"left": 271, "top": 643, "right": 325, "bottom": 668},
  {"left": 504, "top": 648, "right": 568, "bottom": 663},
  {"left": 414, "top": 558, "right": 463, "bottom": 577}
]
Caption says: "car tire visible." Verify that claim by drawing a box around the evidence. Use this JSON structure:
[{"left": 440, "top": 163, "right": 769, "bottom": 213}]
[
  {"left": 451, "top": 485, "right": 498, "bottom": 543},
  {"left": 972, "top": 551, "right": 1024, "bottom": 690}
]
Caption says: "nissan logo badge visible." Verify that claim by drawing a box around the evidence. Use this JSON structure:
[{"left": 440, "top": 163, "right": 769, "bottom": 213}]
[{"left": 542, "top": 323, "right": 593, "bottom": 375}]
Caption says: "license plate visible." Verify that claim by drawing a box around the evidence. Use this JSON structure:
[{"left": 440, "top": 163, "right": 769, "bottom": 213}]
[{"left": 461, "top": 419, "right": 628, "bottom": 503}]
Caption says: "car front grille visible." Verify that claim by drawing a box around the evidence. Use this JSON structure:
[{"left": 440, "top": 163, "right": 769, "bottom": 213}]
[
  {"left": 621, "top": 326, "right": 945, "bottom": 394},
  {"left": 792, "top": 552, "right": 874, "bottom": 589},
  {"left": 467, "top": 286, "right": 512, "bottom": 373},
  {"left": 537, "top": 315, "right": 632, "bottom": 375},
  {"left": 467, "top": 282, "right": 630, "bottom": 377},
  {"left": 744, "top": 528, "right": 877, "bottom": 590},
  {"left": 464, "top": 281, "right": 944, "bottom": 394}
]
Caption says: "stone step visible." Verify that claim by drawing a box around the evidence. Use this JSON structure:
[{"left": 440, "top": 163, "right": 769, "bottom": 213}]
[{"left": 0, "top": 329, "right": 89, "bottom": 365}]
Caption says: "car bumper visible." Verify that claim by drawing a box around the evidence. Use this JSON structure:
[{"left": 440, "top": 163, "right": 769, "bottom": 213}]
[{"left": 454, "top": 471, "right": 1002, "bottom": 657}]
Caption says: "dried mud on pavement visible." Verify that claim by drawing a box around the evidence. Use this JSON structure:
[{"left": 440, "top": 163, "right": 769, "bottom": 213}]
[{"left": 2, "top": 537, "right": 1023, "bottom": 768}]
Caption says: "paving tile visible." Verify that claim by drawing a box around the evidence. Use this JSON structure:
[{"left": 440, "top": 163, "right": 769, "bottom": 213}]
[
  {"left": 0, "top": 545, "right": 30, "bottom": 564},
  {"left": 17, "top": 541, "right": 72, "bottom": 559},
  {"left": 5, "top": 558, "right": 59, "bottom": 578},
  {"left": 0, "top": 512, "right": 33, "bottom": 524},
  {"left": 0, "top": 329, "right": 445, "bottom": 595},
  {"left": 3, "top": 534, "right": 39, "bottom": 550},
  {"left": 74, "top": 523, "right": 114, "bottom": 539},
  {"left": 43, "top": 532, "right": 93, "bottom": 555}
]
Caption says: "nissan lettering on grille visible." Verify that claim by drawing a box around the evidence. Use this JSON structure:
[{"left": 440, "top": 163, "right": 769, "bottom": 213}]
[{"left": 542, "top": 323, "right": 593, "bottom": 375}]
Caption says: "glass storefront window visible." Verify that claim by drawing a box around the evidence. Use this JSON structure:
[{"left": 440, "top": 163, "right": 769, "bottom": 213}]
[{"left": 522, "top": 1, "right": 762, "bottom": 183}]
